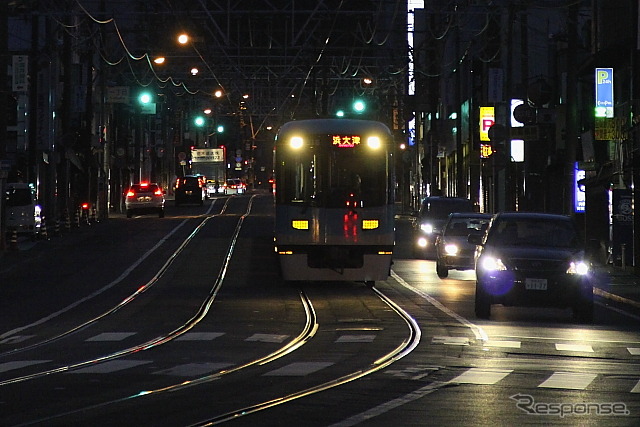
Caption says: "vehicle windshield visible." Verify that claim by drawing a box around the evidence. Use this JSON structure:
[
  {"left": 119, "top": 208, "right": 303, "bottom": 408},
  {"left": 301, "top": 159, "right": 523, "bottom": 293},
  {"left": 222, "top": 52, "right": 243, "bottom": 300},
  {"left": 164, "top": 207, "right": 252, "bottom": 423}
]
[
  {"left": 277, "top": 134, "right": 389, "bottom": 208},
  {"left": 5, "top": 188, "right": 33, "bottom": 207},
  {"left": 446, "top": 217, "right": 490, "bottom": 236},
  {"left": 487, "top": 217, "right": 580, "bottom": 248}
]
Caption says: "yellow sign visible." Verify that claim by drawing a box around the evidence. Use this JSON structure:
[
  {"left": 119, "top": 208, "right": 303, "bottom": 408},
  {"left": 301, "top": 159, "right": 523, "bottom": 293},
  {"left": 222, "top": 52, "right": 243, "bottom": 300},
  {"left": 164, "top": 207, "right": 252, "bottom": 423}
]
[{"left": 480, "top": 107, "right": 495, "bottom": 142}]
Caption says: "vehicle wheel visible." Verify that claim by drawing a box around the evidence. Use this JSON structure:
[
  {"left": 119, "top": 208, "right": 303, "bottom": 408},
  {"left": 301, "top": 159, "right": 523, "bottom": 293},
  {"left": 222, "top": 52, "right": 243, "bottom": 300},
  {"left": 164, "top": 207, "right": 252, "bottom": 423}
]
[
  {"left": 475, "top": 282, "right": 491, "bottom": 319},
  {"left": 126, "top": 209, "right": 132, "bottom": 218},
  {"left": 158, "top": 209, "right": 165, "bottom": 218},
  {"left": 436, "top": 261, "right": 449, "bottom": 278}
]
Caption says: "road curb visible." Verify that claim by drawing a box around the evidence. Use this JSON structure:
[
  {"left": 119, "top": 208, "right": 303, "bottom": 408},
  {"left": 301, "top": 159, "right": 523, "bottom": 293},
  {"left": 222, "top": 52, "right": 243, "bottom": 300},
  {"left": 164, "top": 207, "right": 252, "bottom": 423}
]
[{"left": 594, "top": 287, "right": 640, "bottom": 309}]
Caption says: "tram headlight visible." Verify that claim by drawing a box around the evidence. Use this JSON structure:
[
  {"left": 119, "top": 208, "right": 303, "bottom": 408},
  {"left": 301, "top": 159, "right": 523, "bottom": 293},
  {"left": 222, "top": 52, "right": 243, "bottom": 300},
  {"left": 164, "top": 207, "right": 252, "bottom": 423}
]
[
  {"left": 367, "top": 136, "right": 381, "bottom": 149},
  {"left": 290, "top": 136, "right": 304, "bottom": 149}
]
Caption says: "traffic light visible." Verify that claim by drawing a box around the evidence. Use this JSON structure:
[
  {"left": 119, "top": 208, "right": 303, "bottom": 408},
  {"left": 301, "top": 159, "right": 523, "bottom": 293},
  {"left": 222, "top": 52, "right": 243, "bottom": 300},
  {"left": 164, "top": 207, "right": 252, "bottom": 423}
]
[
  {"left": 138, "top": 91, "right": 153, "bottom": 105},
  {"left": 194, "top": 116, "right": 205, "bottom": 127},
  {"left": 216, "top": 124, "right": 224, "bottom": 133},
  {"left": 352, "top": 99, "right": 366, "bottom": 114}
]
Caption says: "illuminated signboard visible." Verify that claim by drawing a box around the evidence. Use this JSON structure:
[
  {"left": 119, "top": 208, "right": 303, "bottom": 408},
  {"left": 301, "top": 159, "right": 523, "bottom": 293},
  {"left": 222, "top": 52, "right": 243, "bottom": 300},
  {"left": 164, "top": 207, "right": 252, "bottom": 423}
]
[
  {"left": 480, "top": 143, "right": 493, "bottom": 159},
  {"left": 574, "top": 162, "right": 585, "bottom": 213},
  {"left": 595, "top": 68, "right": 614, "bottom": 118},
  {"left": 332, "top": 135, "right": 361, "bottom": 148},
  {"left": 479, "top": 106, "right": 495, "bottom": 142}
]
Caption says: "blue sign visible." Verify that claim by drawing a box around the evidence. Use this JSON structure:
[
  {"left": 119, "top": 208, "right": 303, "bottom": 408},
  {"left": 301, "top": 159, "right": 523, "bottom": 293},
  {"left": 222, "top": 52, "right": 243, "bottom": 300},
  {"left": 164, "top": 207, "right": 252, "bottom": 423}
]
[
  {"left": 574, "top": 162, "right": 585, "bottom": 213},
  {"left": 595, "top": 68, "right": 614, "bottom": 118}
]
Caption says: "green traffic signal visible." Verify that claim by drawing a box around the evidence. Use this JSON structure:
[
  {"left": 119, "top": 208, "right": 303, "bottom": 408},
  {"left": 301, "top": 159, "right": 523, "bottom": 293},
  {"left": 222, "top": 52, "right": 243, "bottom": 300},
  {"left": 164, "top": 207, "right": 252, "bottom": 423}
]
[
  {"left": 217, "top": 125, "right": 224, "bottom": 133},
  {"left": 138, "top": 92, "right": 153, "bottom": 104},
  {"left": 194, "top": 116, "right": 205, "bottom": 127},
  {"left": 353, "top": 99, "right": 366, "bottom": 113}
]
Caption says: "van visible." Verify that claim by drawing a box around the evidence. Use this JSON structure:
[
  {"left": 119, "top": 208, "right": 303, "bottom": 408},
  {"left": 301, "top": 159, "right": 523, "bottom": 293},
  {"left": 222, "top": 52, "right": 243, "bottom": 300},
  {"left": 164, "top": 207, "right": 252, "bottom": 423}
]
[
  {"left": 413, "top": 196, "right": 475, "bottom": 258},
  {"left": 4, "top": 183, "right": 42, "bottom": 238}
]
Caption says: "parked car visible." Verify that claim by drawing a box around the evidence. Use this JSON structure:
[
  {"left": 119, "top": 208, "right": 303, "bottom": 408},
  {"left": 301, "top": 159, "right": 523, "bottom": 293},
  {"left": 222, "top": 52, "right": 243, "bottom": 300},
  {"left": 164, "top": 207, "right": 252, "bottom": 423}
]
[
  {"left": 413, "top": 196, "right": 475, "bottom": 258},
  {"left": 175, "top": 175, "right": 206, "bottom": 206},
  {"left": 469, "top": 212, "right": 594, "bottom": 322},
  {"left": 224, "top": 178, "right": 246, "bottom": 194},
  {"left": 124, "top": 182, "right": 165, "bottom": 218},
  {"left": 4, "top": 182, "right": 42, "bottom": 238},
  {"left": 435, "top": 213, "right": 492, "bottom": 278}
]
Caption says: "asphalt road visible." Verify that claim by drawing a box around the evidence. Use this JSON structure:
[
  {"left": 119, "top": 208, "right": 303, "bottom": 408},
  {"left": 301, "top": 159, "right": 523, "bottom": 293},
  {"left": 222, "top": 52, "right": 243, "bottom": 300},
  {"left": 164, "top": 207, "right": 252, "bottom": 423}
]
[{"left": 1, "top": 193, "right": 639, "bottom": 426}]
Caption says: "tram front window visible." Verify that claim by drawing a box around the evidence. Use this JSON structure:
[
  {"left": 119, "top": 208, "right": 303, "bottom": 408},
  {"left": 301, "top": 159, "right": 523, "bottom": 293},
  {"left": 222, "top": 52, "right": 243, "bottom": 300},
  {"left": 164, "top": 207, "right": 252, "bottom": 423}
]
[{"left": 279, "top": 141, "right": 387, "bottom": 208}]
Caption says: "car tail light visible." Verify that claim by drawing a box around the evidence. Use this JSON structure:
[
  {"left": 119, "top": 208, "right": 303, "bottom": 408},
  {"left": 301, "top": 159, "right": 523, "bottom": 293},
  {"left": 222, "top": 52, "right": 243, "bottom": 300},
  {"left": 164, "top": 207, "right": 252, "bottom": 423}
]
[
  {"left": 126, "top": 190, "right": 135, "bottom": 198},
  {"left": 154, "top": 188, "right": 163, "bottom": 196}
]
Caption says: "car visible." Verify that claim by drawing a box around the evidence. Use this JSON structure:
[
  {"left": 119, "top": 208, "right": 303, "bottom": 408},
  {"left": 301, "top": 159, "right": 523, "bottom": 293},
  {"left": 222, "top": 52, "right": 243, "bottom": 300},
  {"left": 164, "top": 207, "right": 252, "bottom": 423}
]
[
  {"left": 413, "top": 196, "right": 475, "bottom": 258},
  {"left": 4, "top": 182, "right": 42, "bottom": 239},
  {"left": 175, "top": 175, "right": 206, "bottom": 206},
  {"left": 124, "top": 182, "right": 165, "bottom": 218},
  {"left": 205, "top": 179, "right": 224, "bottom": 197},
  {"left": 224, "top": 178, "right": 246, "bottom": 195},
  {"left": 469, "top": 212, "right": 594, "bottom": 322},
  {"left": 435, "top": 212, "right": 492, "bottom": 278}
]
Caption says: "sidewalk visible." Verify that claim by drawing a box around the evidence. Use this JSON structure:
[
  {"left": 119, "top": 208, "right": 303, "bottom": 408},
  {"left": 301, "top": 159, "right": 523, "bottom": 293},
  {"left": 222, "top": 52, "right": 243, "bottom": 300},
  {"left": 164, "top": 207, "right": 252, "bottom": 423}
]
[{"left": 593, "top": 265, "right": 640, "bottom": 313}]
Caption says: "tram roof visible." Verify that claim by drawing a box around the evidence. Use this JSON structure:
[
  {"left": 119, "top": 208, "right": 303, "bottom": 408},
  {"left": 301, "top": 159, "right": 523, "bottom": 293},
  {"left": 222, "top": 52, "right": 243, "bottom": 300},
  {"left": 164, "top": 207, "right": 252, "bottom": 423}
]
[{"left": 277, "top": 118, "right": 392, "bottom": 136}]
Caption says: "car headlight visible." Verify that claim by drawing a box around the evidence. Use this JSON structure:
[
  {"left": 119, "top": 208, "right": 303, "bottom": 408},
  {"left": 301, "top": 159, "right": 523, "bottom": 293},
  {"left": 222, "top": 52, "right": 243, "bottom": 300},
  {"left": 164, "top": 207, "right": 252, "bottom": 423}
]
[
  {"left": 567, "top": 261, "right": 589, "bottom": 275},
  {"left": 444, "top": 243, "right": 459, "bottom": 256},
  {"left": 417, "top": 237, "right": 428, "bottom": 248},
  {"left": 480, "top": 255, "right": 507, "bottom": 272},
  {"left": 420, "top": 223, "right": 434, "bottom": 233}
]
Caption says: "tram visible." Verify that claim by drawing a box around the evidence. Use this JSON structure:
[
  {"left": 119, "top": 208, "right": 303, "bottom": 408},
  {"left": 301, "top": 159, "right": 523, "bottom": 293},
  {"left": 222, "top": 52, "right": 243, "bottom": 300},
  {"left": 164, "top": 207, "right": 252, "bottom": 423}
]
[{"left": 274, "top": 118, "right": 395, "bottom": 283}]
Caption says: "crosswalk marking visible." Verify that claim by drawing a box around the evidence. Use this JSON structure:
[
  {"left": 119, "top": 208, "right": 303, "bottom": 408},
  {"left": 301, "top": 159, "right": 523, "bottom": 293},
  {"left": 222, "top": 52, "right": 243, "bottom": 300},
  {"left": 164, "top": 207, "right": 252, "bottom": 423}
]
[
  {"left": 245, "top": 333, "right": 289, "bottom": 343},
  {"left": 335, "top": 335, "right": 376, "bottom": 343},
  {"left": 153, "top": 362, "right": 233, "bottom": 377},
  {"left": 451, "top": 368, "right": 512, "bottom": 385},
  {"left": 263, "top": 362, "right": 334, "bottom": 376},
  {"left": 0, "top": 360, "right": 50, "bottom": 373},
  {"left": 628, "top": 347, "right": 640, "bottom": 355},
  {"left": 538, "top": 372, "right": 597, "bottom": 390},
  {"left": 175, "top": 332, "right": 224, "bottom": 341},
  {"left": 85, "top": 332, "right": 136, "bottom": 342},
  {"left": 70, "top": 360, "right": 152, "bottom": 374},
  {"left": 431, "top": 336, "right": 470, "bottom": 346},
  {"left": 555, "top": 343, "right": 594, "bottom": 352},
  {"left": 484, "top": 340, "right": 521, "bottom": 349},
  {"left": 632, "top": 380, "right": 640, "bottom": 393}
]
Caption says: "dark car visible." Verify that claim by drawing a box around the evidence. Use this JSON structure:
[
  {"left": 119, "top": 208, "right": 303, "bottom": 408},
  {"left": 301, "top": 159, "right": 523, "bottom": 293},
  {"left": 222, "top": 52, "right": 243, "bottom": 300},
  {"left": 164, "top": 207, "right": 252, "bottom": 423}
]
[
  {"left": 175, "top": 175, "right": 205, "bottom": 206},
  {"left": 435, "top": 212, "right": 492, "bottom": 278},
  {"left": 469, "top": 212, "right": 594, "bottom": 322},
  {"left": 413, "top": 196, "right": 475, "bottom": 258}
]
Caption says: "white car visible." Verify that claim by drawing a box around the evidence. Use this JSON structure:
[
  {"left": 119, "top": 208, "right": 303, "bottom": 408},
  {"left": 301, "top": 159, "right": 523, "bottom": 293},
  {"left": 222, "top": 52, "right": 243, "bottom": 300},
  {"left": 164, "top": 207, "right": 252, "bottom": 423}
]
[
  {"left": 224, "top": 178, "right": 246, "bottom": 194},
  {"left": 124, "top": 182, "right": 165, "bottom": 218},
  {"left": 4, "top": 182, "right": 42, "bottom": 238}
]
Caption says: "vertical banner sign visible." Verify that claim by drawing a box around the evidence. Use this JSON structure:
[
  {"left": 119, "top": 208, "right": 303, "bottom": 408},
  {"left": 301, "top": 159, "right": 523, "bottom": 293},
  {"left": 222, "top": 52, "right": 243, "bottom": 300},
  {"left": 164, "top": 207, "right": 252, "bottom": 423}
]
[
  {"left": 574, "top": 162, "right": 585, "bottom": 213},
  {"left": 12, "top": 55, "right": 28, "bottom": 92},
  {"left": 612, "top": 189, "right": 633, "bottom": 266},
  {"left": 479, "top": 106, "right": 495, "bottom": 142},
  {"left": 595, "top": 68, "right": 614, "bottom": 118}
]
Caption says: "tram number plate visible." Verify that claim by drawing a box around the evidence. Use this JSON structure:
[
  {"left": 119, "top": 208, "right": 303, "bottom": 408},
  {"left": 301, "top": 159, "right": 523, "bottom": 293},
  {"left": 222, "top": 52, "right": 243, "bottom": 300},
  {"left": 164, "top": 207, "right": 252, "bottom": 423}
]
[{"left": 525, "top": 278, "right": 547, "bottom": 291}]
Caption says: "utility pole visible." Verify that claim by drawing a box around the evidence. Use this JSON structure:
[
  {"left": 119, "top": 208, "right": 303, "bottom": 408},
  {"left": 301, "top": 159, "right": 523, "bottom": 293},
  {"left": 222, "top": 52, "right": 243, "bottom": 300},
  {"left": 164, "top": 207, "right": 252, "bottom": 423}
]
[
  {"left": 564, "top": 1, "right": 579, "bottom": 216},
  {"left": 0, "top": 0, "right": 8, "bottom": 251}
]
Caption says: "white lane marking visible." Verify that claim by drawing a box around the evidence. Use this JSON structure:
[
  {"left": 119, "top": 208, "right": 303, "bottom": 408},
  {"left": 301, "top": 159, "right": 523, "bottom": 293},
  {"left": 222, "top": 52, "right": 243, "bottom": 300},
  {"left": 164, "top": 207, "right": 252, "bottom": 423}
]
[
  {"left": 632, "top": 380, "right": 640, "bottom": 393},
  {"left": 390, "top": 270, "right": 488, "bottom": 342},
  {"left": 175, "top": 332, "right": 224, "bottom": 341},
  {"left": 483, "top": 340, "right": 521, "bottom": 348},
  {"left": 153, "top": 362, "right": 233, "bottom": 377},
  {"left": 538, "top": 372, "right": 597, "bottom": 390},
  {"left": 70, "top": 360, "right": 152, "bottom": 374},
  {"left": 0, "top": 360, "right": 51, "bottom": 373},
  {"left": 555, "top": 343, "right": 594, "bottom": 352},
  {"left": 85, "top": 332, "right": 136, "bottom": 342},
  {"left": 0, "top": 335, "right": 35, "bottom": 345},
  {"left": 0, "top": 218, "right": 192, "bottom": 340},
  {"left": 431, "top": 336, "right": 469, "bottom": 346},
  {"left": 628, "top": 347, "right": 640, "bottom": 355},
  {"left": 451, "top": 368, "right": 512, "bottom": 385},
  {"left": 263, "top": 362, "right": 334, "bottom": 376},
  {"left": 335, "top": 335, "right": 376, "bottom": 343},
  {"left": 245, "top": 333, "right": 289, "bottom": 343}
]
